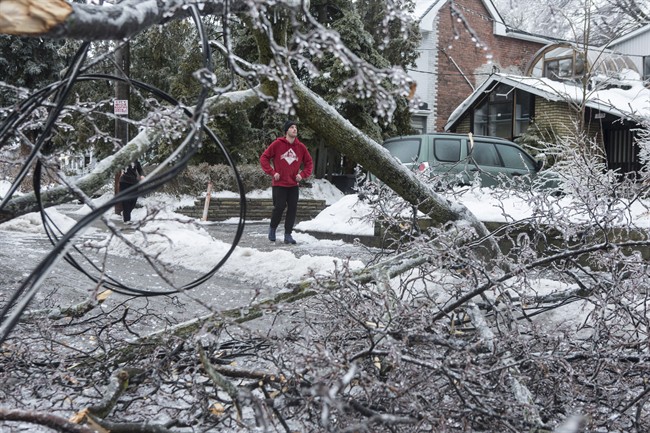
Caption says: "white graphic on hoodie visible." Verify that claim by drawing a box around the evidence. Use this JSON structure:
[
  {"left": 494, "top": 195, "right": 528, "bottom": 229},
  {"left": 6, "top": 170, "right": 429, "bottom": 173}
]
[{"left": 281, "top": 148, "right": 298, "bottom": 165}]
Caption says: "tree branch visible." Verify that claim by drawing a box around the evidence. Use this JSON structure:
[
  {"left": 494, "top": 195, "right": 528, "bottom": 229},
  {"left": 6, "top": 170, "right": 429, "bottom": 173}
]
[
  {"left": 291, "top": 76, "right": 500, "bottom": 259},
  {"left": 0, "top": 88, "right": 261, "bottom": 223},
  {"left": 0, "top": 128, "right": 156, "bottom": 223},
  {"left": 197, "top": 343, "right": 240, "bottom": 400},
  {"left": 0, "top": 407, "right": 97, "bottom": 433},
  {"left": 89, "top": 417, "right": 177, "bottom": 433},
  {"left": 0, "top": 0, "right": 307, "bottom": 40},
  {"left": 87, "top": 368, "right": 130, "bottom": 419}
]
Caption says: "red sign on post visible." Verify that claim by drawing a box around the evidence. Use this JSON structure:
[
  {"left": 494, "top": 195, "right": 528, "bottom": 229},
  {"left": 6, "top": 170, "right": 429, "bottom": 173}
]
[{"left": 114, "top": 99, "right": 128, "bottom": 115}]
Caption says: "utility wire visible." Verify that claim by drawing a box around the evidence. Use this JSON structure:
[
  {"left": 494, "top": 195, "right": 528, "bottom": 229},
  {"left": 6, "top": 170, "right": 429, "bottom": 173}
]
[{"left": 0, "top": 10, "right": 247, "bottom": 344}]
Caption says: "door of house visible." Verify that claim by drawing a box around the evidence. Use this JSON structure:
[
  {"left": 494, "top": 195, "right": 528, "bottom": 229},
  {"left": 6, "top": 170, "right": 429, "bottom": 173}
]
[{"left": 603, "top": 126, "right": 640, "bottom": 177}]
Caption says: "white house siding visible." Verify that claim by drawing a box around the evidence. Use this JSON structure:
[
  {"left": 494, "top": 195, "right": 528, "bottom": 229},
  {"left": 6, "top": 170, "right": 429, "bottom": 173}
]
[
  {"left": 411, "top": 28, "right": 439, "bottom": 133},
  {"left": 410, "top": 10, "right": 442, "bottom": 133},
  {"left": 607, "top": 26, "right": 650, "bottom": 80},
  {"left": 407, "top": 1, "right": 446, "bottom": 133}
]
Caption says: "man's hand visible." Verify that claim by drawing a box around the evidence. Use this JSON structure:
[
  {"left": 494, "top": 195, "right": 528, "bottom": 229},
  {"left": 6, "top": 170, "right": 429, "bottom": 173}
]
[
  {"left": 296, "top": 174, "right": 303, "bottom": 182},
  {"left": 274, "top": 173, "right": 280, "bottom": 181}
]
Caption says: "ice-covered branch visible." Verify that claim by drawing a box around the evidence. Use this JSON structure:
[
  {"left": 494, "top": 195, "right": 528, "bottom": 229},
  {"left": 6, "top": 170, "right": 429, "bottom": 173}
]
[{"left": 0, "top": 0, "right": 308, "bottom": 40}]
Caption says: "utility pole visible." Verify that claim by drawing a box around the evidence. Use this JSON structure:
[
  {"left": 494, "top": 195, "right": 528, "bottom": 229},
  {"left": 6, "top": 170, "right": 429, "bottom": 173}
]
[{"left": 114, "top": 41, "right": 130, "bottom": 215}]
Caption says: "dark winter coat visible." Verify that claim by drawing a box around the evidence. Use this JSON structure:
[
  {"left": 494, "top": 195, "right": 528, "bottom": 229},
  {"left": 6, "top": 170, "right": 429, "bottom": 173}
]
[{"left": 120, "top": 160, "right": 145, "bottom": 185}]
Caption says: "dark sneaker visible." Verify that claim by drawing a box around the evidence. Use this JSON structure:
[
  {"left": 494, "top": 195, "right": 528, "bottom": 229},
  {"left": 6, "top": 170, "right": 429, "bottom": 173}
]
[
  {"left": 284, "top": 234, "right": 296, "bottom": 244},
  {"left": 268, "top": 227, "right": 276, "bottom": 242}
]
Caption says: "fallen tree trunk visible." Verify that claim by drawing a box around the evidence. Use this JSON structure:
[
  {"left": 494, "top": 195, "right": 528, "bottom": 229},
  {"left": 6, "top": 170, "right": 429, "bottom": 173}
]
[
  {"left": 0, "top": 88, "right": 261, "bottom": 223},
  {"left": 291, "top": 77, "right": 500, "bottom": 260}
]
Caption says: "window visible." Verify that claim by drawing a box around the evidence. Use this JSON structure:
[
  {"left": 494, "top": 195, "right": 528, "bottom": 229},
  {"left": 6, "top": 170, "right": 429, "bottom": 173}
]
[
  {"left": 558, "top": 58, "right": 573, "bottom": 77},
  {"left": 544, "top": 56, "right": 575, "bottom": 81},
  {"left": 472, "top": 142, "right": 501, "bottom": 167},
  {"left": 544, "top": 60, "right": 560, "bottom": 80},
  {"left": 433, "top": 138, "right": 461, "bottom": 162},
  {"left": 473, "top": 102, "right": 488, "bottom": 136},
  {"left": 575, "top": 53, "right": 585, "bottom": 75},
  {"left": 514, "top": 90, "right": 532, "bottom": 137},
  {"left": 384, "top": 138, "right": 421, "bottom": 163},
  {"left": 473, "top": 85, "right": 533, "bottom": 139},
  {"left": 495, "top": 143, "right": 536, "bottom": 170},
  {"left": 488, "top": 84, "right": 513, "bottom": 138},
  {"left": 411, "top": 115, "right": 427, "bottom": 134},
  {"left": 644, "top": 56, "right": 650, "bottom": 82}
]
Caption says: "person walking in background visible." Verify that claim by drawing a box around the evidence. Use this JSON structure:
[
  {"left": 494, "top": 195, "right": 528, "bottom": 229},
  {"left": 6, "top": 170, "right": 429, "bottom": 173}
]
[
  {"left": 119, "top": 159, "right": 145, "bottom": 223},
  {"left": 260, "top": 120, "right": 313, "bottom": 244}
]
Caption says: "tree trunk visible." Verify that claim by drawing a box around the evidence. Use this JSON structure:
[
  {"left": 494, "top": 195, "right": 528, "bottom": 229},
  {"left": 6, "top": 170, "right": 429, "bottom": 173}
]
[{"left": 291, "top": 78, "right": 500, "bottom": 259}]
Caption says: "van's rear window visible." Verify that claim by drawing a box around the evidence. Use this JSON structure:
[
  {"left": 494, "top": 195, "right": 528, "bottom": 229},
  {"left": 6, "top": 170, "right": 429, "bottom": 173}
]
[
  {"left": 384, "top": 139, "right": 420, "bottom": 163},
  {"left": 434, "top": 139, "right": 461, "bottom": 162}
]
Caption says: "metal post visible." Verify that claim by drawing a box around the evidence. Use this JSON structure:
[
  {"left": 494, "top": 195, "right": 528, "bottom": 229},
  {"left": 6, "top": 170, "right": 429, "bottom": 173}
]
[{"left": 114, "top": 41, "right": 130, "bottom": 215}]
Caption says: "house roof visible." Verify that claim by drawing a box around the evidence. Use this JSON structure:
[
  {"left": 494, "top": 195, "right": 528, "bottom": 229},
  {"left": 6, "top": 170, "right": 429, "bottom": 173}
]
[
  {"left": 413, "top": 0, "right": 504, "bottom": 24},
  {"left": 414, "top": 0, "right": 554, "bottom": 44},
  {"left": 414, "top": 0, "right": 445, "bottom": 31},
  {"left": 606, "top": 23, "right": 650, "bottom": 48},
  {"left": 444, "top": 72, "right": 650, "bottom": 130}
]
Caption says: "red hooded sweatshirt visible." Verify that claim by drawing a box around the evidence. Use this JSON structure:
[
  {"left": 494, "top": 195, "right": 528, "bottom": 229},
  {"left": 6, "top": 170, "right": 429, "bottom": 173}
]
[{"left": 260, "top": 136, "right": 313, "bottom": 187}]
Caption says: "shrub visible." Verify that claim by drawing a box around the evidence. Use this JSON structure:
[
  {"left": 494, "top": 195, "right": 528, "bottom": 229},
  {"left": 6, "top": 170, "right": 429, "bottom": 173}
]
[{"left": 157, "top": 163, "right": 271, "bottom": 196}]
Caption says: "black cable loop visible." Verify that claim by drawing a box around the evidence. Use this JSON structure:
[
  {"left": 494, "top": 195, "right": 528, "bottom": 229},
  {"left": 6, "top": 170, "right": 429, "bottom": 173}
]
[
  {"left": 0, "top": 42, "right": 91, "bottom": 209},
  {"left": 32, "top": 78, "right": 247, "bottom": 296},
  {"left": 0, "top": 13, "right": 248, "bottom": 343}
]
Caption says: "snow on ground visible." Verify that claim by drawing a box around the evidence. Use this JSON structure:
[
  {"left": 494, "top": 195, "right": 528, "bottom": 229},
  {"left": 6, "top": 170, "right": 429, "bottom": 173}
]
[
  {"left": 296, "top": 194, "right": 375, "bottom": 235},
  {"left": 0, "top": 180, "right": 361, "bottom": 288},
  {"left": 207, "top": 178, "right": 346, "bottom": 205},
  {"left": 4, "top": 177, "right": 647, "bottom": 334}
]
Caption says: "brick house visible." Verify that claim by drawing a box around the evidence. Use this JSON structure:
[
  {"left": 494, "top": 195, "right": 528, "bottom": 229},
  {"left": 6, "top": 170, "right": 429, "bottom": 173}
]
[
  {"left": 410, "top": 0, "right": 555, "bottom": 133},
  {"left": 443, "top": 43, "right": 649, "bottom": 175}
]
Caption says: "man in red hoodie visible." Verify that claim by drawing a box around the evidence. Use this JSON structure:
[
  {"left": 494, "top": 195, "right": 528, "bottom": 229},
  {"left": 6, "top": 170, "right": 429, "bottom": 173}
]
[{"left": 260, "top": 120, "right": 313, "bottom": 244}]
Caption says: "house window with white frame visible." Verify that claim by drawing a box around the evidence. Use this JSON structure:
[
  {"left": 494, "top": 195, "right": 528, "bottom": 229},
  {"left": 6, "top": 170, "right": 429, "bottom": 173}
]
[{"left": 473, "top": 83, "right": 513, "bottom": 138}]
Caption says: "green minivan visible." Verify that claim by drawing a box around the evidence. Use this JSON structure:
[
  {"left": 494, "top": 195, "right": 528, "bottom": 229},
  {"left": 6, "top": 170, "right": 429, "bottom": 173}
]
[{"left": 382, "top": 132, "right": 555, "bottom": 189}]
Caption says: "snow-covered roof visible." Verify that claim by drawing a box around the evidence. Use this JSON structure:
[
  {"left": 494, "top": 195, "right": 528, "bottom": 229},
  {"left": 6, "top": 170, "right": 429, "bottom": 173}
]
[
  {"left": 413, "top": 0, "right": 437, "bottom": 18},
  {"left": 413, "top": 0, "right": 553, "bottom": 43},
  {"left": 413, "top": 0, "right": 445, "bottom": 31},
  {"left": 445, "top": 72, "right": 650, "bottom": 130}
]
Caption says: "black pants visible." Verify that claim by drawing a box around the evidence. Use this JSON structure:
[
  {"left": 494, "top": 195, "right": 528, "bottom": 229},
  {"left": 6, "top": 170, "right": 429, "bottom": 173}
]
[
  {"left": 119, "top": 181, "right": 139, "bottom": 222},
  {"left": 271, "top": 186, "right": 299, "bottom": 234}
]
